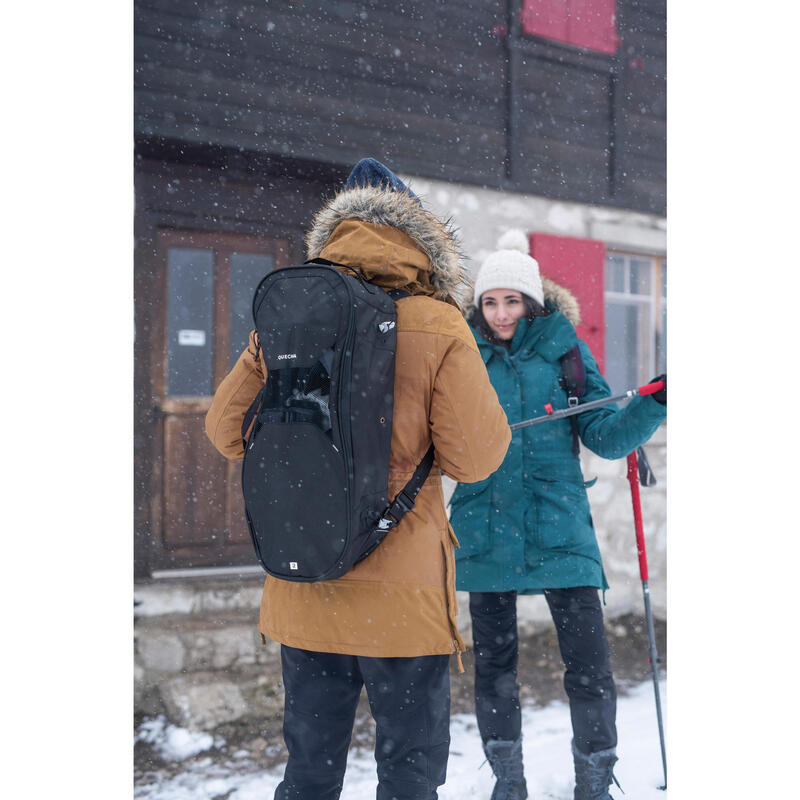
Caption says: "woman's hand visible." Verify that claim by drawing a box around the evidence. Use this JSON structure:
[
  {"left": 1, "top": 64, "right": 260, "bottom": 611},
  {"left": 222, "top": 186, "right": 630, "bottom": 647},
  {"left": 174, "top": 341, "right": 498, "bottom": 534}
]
[{"left": 649, "top": 374, "right": 666, "bottom": 405}]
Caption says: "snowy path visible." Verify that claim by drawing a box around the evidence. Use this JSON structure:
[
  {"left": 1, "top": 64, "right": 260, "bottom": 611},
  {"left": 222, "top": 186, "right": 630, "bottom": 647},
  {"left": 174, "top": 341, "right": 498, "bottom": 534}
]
[{"left": 135, "top": 679, "right": 667, "bottom": 799}]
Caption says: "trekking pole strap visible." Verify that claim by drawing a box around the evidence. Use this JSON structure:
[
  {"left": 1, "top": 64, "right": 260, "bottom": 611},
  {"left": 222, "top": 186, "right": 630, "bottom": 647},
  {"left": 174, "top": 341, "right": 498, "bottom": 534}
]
[{"left": 636, "top": 445, "right": 657, "bottom": 487}]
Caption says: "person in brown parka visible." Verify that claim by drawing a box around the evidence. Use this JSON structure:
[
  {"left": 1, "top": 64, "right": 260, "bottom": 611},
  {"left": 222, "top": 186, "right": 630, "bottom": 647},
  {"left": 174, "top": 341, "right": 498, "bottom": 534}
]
[{"left": 205, "top": 158, "right": 510, "bottom": 800}]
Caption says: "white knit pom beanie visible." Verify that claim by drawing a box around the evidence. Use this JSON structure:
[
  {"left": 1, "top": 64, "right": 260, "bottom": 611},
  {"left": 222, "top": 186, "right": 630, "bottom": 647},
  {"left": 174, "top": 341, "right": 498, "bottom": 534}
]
[{"left": 473, "top": 229, "right": 544, "bottom": 308}]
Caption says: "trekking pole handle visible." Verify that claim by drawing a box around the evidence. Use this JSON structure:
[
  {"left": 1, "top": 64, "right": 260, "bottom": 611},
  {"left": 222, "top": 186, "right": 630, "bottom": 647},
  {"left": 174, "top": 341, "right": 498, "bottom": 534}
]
[{"left": 638, "top": 379, "right": 665, "bottom": 397}]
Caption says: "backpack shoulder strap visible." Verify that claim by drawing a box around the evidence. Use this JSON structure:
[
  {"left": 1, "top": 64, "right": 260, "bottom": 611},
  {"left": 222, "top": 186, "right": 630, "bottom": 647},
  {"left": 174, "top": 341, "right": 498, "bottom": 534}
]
[
  {"left": 374, "top": 287, "right": 429, "bottom": 532},
  {"left": 241, "top": 385, "right": 265, "bottom": 448},
  {"left": 376, "top": 444, "right": 435, "bottom": 532},
  {"left": 559, "top": 344, "right": 586, "bottom": 401},
  {"left": 558, "top": 345, "right": 586, "bottom": 456}
]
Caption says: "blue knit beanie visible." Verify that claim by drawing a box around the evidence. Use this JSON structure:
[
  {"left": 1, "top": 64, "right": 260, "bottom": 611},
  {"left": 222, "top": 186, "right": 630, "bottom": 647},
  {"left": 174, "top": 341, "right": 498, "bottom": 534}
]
[{"left": 344, "top": 157, "right": 418, "bottom": 201}]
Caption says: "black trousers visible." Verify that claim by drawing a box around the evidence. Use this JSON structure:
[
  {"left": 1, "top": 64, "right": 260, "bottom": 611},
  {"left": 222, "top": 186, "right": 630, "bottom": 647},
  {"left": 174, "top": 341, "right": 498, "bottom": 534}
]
[
  {"left": 274, "top": 645, "right": 451, "bottom": 800},
  {"left": 469, "top": 587, "right": 617, "bottom": 755}
]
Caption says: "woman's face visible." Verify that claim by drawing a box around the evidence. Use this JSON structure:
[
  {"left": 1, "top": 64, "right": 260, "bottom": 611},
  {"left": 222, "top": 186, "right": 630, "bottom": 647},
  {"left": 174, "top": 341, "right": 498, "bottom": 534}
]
[{"left": 481, "top": 289, "right": 526, "bottom": 340}]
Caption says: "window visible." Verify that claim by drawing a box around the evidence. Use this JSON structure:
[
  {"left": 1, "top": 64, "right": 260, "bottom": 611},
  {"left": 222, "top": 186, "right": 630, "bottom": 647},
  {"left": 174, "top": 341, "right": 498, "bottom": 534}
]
[
  {"left": 228, "top": 252, "right": 275, "bottom": 369},
  {"left": 604, "top": 252, "right": 666, "bottom": 394},
  {"left": 166, "top": 247, "right": 215, "bottom": 396},
  {"left": 521, "top": 0, "right": 619, "bottom": 55},
  {"left": 157, "top": 231, "right": 285, "bottom": 398}
]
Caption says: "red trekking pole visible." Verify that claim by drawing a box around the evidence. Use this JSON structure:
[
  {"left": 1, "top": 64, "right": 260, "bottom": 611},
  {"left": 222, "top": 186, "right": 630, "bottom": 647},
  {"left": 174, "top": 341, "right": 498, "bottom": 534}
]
[
  {"left": 509, "top": 380, "right": 665, "bottom": 431},
  {"left": 627, "top": 449, "right": 667, "bottom": 790}
]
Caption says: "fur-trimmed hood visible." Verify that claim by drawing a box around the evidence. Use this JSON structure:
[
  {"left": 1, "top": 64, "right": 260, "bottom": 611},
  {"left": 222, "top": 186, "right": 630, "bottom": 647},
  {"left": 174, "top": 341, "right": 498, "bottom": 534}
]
[
  {"left": 540, "top": 276, "right": 581, "bottom": 327},
  {"left": 305, "top": 185, "right": 468, "bottom": 308},
  {"left": 465, "top": 275, "right": 582, "bottom": 327}
]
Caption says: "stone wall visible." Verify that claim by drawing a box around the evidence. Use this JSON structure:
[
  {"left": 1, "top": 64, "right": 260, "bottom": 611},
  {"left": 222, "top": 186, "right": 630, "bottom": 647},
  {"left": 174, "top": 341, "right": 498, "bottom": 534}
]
[
  {"left": 134, "top": 575, "right": 282, "bottom": 729},
  {"left": 400, "top": 175, "right": 667, "bottom": 269}
]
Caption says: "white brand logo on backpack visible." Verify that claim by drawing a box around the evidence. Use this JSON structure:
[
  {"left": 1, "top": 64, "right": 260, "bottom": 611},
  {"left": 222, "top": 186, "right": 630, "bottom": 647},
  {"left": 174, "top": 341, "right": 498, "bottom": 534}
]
[
  {"left": 289, "top": 562, "right": 298, "bottom": 570},
  {"left": 378, "top": 321, "right": 395, "bottom": 334},
  {"left": 277, "top": 353, "right": 297, "bottom": 360}
]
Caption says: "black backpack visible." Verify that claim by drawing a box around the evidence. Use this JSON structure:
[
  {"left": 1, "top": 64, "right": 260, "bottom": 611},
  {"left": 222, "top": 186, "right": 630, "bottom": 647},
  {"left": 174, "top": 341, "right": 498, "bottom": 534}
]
[
  {"left": 240, "top": 259, "right": 434, "bottom": 582},
  {"left": 558, "top": 345, "right": 655, "bottom": 485}
]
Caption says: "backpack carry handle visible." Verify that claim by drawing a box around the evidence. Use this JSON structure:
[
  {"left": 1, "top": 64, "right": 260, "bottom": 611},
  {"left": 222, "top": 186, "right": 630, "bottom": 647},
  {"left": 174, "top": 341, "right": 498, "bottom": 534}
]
[{"left": 305, "top": 257, "right": 378, "bottom": 293}]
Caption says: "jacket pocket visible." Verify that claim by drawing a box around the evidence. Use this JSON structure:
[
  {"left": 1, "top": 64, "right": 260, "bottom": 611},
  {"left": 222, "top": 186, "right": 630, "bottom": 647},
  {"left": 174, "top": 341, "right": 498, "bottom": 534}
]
[
  {"left": 529, "top": 478, "right": 593, "bottom": 552},
  {"left": 448, "top": 478, "right": 493, "bottom": 559}
]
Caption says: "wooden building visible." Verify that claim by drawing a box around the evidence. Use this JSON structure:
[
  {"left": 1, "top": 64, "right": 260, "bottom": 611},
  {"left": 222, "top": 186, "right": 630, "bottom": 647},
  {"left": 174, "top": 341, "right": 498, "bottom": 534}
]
[{"left": 134, "top": 0, "right": 666, "bottom": 577}]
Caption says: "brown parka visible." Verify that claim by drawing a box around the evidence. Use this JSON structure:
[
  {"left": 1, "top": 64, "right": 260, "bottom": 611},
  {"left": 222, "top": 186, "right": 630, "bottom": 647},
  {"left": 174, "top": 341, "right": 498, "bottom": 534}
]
[{"left": 205, "top": 185, "right": 510, "bottom": 664}]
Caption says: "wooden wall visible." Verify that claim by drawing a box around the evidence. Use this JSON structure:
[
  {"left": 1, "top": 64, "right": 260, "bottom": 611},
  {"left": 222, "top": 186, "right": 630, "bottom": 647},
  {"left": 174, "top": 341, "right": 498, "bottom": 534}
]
[{"left": 134, "top": 0, "right": 665, "bottom": 215}]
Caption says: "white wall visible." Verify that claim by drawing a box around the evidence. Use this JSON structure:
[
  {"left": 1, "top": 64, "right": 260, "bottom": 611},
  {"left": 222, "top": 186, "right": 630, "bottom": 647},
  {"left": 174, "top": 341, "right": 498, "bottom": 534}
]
[
  {"left": 408, "top": 175, "right": 668, "bottom": 634},
  {"left": 402, "top": 175, "right": 666, "bottom": 275}
]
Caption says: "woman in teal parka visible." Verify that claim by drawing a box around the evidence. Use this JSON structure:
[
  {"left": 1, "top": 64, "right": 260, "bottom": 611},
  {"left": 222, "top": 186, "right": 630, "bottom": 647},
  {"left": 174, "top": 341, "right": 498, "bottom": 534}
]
[{"left": 450, "top": 231, "right": 666, "bottom": 800}]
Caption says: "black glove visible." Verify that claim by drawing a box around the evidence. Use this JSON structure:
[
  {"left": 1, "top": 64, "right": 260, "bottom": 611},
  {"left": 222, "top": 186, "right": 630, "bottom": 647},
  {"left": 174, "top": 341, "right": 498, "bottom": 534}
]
[{"left": 649, "top": 374, "right": 666, "bottom": 405}]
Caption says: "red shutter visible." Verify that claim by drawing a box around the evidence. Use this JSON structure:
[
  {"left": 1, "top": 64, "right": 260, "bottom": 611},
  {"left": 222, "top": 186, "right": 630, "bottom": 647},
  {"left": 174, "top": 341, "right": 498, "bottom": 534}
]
[
  {"left": 529, "top": 233, "right": 607, "bottom": 374},
  {"left": 520, "top": 0, "right": 569, "bottom": 44},
  {"left": 520, "top": 0, "right": 619, "bottom": 55}
]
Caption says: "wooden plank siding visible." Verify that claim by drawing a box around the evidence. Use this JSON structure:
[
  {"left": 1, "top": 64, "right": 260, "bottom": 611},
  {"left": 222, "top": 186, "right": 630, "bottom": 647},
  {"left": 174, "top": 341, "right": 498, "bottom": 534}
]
[
  {"left": 135, "top": 0, "right": 665, "bottom": 214},
  {"left": 512, "top": 41, "right": 614, "bottom": 203},
  {"left": 134, "top": 0, "right": 507, "bottom": 179},
  {"left": 616, "top": 0, "right": 666, "bottom": 211}
]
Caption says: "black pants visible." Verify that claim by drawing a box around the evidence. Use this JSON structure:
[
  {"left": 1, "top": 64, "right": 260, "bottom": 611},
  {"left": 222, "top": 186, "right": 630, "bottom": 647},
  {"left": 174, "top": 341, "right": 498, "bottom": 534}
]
[
  {"left": 469, "top": 587, "right": 617, "bottom": 755},
  {"left": 274, "top": 645, "right": 451, "bottom": 800}
]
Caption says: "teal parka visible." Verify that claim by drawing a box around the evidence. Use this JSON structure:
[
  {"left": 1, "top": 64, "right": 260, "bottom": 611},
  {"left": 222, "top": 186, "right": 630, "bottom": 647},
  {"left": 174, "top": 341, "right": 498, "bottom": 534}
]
[{"left": 450, "top": 280, "right": 666, "bottom": 594}]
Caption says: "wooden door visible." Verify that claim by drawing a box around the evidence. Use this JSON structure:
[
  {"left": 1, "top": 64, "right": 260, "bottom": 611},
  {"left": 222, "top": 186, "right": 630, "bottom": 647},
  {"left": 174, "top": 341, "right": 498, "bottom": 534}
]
[{"left": 150, "top": 230, "right": 289, "bottom": 571}]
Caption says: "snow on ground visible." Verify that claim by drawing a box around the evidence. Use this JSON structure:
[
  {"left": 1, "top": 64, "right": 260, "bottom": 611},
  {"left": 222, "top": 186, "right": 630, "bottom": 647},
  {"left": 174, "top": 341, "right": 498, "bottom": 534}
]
[
  {"left": 137, "top": 717, "right": 223, "bottom": 762},
  {"left": 135, "top": 679, "right": 666, "bottom": 799}
]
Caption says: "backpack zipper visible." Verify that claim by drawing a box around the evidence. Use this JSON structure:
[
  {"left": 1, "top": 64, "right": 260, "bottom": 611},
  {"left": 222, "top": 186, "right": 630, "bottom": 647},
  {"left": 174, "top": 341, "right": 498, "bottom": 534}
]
[{"left": 322, "top": 270, "right": 356, "bottom": 579}]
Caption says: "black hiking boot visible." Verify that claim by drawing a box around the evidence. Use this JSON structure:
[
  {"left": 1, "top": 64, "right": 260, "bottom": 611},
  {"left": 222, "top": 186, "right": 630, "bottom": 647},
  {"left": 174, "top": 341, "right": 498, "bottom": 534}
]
[
  {"left": 572, "top": 740, "right": 622, "bottom": 800},
  {"left": 483, "top": 737, "right": 528, "bottom": 800}
]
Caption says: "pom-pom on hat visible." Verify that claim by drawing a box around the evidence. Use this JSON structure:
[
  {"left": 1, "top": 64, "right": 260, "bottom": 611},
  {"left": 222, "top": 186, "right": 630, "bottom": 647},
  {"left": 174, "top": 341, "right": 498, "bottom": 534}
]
[{"left": 473, "top": 229, "right": 544, "bottom": 308}]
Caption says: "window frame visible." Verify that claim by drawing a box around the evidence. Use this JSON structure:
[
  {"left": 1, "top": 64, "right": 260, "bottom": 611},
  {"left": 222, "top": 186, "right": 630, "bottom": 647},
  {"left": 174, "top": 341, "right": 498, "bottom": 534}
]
[{"left": 603, "top": 250, "right": 666, "bottom": 392}]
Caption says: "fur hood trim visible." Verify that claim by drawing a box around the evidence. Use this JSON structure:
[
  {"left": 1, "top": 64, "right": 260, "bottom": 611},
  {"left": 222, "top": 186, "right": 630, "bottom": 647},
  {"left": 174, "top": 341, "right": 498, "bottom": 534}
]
[
  {"left": 305, "top": 185, "right": 468, "bottom": 305},
  {"left": 541, "top": 277, "right": 581, "bottom": 327},
  {"left": 464, "top": 275, "right": 582, "bottom": 327}
]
